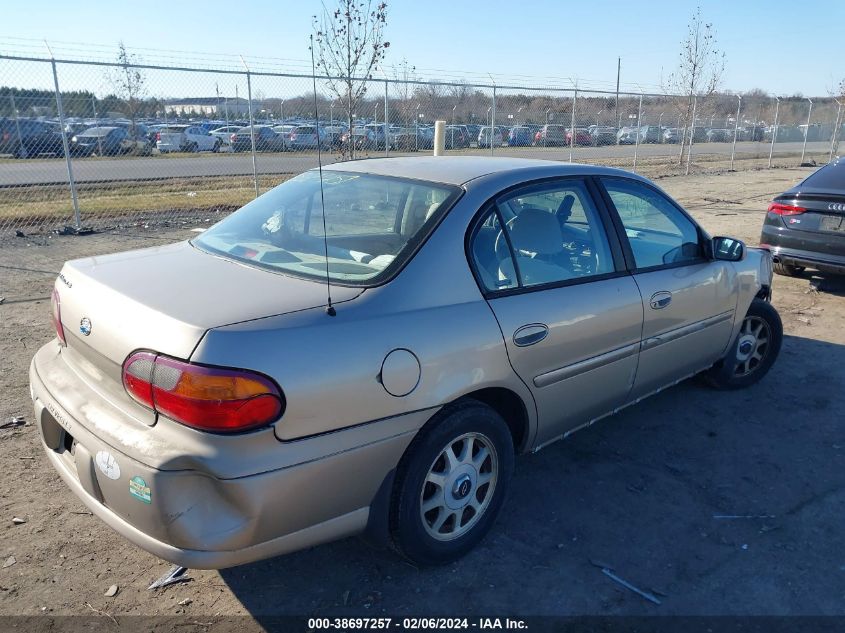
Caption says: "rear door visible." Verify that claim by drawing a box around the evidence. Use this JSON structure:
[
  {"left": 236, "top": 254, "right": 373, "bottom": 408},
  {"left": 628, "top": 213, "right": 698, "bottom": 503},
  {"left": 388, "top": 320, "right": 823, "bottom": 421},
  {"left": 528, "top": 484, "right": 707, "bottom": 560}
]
[
  {"left": 469, "top": 178, "right": 643, "bottom": 446},
  {"left": 598, "top": 177, "right": 737, "bottom": 400}
]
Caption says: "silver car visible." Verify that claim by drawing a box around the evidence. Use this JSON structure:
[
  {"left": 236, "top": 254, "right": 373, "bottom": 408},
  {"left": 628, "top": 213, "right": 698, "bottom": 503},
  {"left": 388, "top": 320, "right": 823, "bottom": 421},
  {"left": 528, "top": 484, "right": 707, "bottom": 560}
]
[{"left": 31, "top": 157, "right": 782, "bottom": 569}]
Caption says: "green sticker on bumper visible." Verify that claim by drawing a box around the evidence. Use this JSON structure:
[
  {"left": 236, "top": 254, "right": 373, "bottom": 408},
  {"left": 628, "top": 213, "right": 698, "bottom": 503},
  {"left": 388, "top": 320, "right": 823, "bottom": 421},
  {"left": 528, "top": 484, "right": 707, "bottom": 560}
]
[{"left": 129, "top": 476, "right": 151, "bottom": 504}]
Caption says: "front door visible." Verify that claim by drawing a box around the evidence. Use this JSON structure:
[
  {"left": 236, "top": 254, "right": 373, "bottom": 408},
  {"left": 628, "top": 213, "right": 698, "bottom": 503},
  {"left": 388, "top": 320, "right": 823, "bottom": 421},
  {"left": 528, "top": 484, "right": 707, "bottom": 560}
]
[
  {"left": 469, "top": 178, "right": 644, "bottom": 447},
  {"left": 598, "top": 177, "right": 738, "bottom": 400}
]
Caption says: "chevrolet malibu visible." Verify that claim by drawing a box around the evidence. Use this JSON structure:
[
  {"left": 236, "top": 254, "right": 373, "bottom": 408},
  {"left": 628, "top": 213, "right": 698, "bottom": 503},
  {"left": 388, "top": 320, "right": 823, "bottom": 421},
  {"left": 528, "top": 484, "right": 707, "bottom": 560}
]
[{"left": 31, "top": 157, "right": 782, "bottom": 569}]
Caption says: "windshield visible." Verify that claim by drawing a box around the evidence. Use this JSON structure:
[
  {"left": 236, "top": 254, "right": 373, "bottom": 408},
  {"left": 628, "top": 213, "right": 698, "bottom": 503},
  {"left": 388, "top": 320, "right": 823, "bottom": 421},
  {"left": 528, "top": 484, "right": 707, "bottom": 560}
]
[{"left": 194, "top": 171, "right": 461, "bottom": 286}]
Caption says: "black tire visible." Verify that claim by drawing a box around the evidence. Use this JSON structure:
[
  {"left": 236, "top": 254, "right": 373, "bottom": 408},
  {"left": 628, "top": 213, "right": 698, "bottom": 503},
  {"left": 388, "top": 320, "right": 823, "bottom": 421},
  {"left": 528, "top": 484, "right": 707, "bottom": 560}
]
[
  {"left": 773, "top": 261, "right": 804, "bottom": 277},
  {"left": 188, "top": 142, "right": 198, "bottom": 153},
  {"left": 703, "top": 298, "right": 782, "bottom": 390},
  {"left": 390, "top": 400, "right": 514, "bottom": 566},
  {"left": 212, "top": 140, "right": 222, "bottom": 153},
  {"left": 13, "top": 144, "right": 29, "bottom": 159}
]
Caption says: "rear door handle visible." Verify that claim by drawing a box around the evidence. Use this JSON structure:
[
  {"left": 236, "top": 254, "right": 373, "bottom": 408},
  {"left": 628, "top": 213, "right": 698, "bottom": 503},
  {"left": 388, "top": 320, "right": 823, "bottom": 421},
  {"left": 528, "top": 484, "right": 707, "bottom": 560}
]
[
  {"left": 649, "top": 291, "right": 672, "bottom": 310},
  {"left": 513, "top": 323, "right": 549, "bottom": 347}
]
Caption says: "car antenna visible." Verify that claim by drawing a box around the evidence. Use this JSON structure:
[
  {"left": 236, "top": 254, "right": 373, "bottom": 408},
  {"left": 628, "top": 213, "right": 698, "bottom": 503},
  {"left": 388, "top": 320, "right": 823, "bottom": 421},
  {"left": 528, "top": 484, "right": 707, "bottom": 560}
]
[{"left": 310, "top": 34, "right": 335, "bottom": 317}]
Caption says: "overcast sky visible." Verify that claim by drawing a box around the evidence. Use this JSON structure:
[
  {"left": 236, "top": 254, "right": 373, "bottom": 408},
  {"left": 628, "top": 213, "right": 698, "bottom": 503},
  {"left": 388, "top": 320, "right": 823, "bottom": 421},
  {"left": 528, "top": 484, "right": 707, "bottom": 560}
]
[{"left": 1, "top": 0, "right": 842, "bottom": 96}]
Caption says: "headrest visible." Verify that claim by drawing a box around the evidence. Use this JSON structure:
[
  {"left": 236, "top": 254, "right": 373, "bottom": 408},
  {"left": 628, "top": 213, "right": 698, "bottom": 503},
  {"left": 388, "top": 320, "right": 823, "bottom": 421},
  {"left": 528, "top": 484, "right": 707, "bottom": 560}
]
[{"left": 509, "top": 208, "right": 563, "bottom": 255}]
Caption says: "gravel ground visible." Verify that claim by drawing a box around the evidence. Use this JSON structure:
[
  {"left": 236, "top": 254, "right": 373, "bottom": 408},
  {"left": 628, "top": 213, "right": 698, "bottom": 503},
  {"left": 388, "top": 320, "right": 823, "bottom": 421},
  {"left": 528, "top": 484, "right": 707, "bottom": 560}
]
[{"left": 0, "top": 166, "right": 843, "bottom": 624}]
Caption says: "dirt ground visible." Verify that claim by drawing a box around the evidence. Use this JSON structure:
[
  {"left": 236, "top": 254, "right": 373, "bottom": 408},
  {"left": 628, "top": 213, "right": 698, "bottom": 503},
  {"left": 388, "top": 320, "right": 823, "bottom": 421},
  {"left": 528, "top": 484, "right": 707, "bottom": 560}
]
[{"left": 1, "top": 166, "right": 844, "bottom": 624}]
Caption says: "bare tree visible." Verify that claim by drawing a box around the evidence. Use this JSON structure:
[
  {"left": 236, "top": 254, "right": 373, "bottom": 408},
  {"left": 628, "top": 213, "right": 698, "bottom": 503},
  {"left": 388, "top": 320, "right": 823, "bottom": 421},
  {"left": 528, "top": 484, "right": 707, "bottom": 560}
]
[
  {"left": 312, "top": 0, "right": 389, "bottom": 158},
  {"left": 107, "top": 42, "right": 147, "bottom": 137},
  {"left": 663, "top": 7, "right": 725, "bottom": 164}
]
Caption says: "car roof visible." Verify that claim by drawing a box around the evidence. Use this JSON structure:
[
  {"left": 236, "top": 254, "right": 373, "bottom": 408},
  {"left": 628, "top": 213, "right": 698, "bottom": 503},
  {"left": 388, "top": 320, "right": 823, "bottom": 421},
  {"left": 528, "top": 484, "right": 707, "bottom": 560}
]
[{"left": 320, "top": 156, "right": 643, "bottom": 186}]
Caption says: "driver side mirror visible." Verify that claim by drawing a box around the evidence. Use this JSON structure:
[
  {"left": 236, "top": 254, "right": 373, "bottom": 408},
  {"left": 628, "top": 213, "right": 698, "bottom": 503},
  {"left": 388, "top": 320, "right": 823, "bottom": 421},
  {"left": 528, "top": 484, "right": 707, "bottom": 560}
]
[{"left": 711, "top": 236, "right": 745, "bottom": 262}]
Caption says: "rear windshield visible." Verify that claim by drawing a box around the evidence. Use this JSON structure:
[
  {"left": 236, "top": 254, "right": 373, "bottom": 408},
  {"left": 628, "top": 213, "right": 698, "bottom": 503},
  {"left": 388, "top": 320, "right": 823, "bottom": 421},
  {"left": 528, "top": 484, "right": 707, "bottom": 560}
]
[
  {"left": 801, "top": 159, "right": 845, "bottom": 192},
  {"left": 296, "top": 126, "right": 316, "bottom": 134},
  {"left": 194, "top": 171, "right": 461, "bottom": 286}
]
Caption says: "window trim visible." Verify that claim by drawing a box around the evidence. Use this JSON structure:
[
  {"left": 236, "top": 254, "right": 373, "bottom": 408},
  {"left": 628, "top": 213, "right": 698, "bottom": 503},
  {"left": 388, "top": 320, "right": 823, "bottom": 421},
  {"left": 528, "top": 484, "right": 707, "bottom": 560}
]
[
  {"left": 594, "top": 175, "right": 710, "bottom": 274},
  {"left": 464, "top": 175, "right": 630, "bottom": 298}
]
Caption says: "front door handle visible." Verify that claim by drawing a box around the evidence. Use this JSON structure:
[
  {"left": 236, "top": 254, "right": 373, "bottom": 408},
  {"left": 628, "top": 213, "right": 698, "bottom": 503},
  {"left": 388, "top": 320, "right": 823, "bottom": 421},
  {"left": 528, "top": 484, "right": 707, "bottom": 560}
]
[
  {"left": 513, "top": 323, "right": 549, "bottom": 347},
  {"left": 649, "top": 291, "right": 672, "bottom": 310}
]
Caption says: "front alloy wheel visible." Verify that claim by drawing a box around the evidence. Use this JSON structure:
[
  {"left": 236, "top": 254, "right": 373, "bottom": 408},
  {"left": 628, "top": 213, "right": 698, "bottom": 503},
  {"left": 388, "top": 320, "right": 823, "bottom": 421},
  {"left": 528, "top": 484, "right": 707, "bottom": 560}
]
[{"left": 734, "top": 315, "right": 770, "bottom": 378}]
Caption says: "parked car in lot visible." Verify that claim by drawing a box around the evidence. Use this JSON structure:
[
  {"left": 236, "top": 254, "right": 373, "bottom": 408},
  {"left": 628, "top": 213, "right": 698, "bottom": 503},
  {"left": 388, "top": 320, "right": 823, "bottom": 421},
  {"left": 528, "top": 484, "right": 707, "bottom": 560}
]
[
  {"left": 534, "top": 125, "right": 567, "bottom": 147},
  {"left": 289, "top": 125, "right": 327, "bottom": 151},
  {"left": 478, "top": 126, "right": 503, "bottom": 148},
  {"left": 445, "top": 125, "right": 471, "bottom": 149},
  {"left": 617, "top": 126, "right": 639, "bottom": 145},
  {"left": 0, "top": 118, "right": 64, "bottom": 158},
  {"left": 70, "top": 127, "right": 131, "bottom": 157},
  {"left": 33, "top": 156, "right": 781, "bottom": 570},
  {"left": 588, "top": 126, "right": 617, "bottom": 146},
  {"left": 662, "top": 127, "right": 681, "bottom": 144},
  {"left": 230, "top": 125, "right": 287, "bottom": 152},
  {"left": 506, "top": 126, "right": 533, "bottom": 147},
  {"left": 210, "top": 125, "right": 243, "bottom": 148},
  {"left": 340, "top": 126, "right": 378, "bottom": 152},
  {"left": 706, "top": 128, "right": 731, "bottom": 143},
  {"left": 565, "top": 127, "right": 592, "bottom": 146},
  {"left": 156, "top": 125, "right": 222, "bottom": 153},
  {"left": 761, "top": 158, "right": 845, "bottom": 276}
]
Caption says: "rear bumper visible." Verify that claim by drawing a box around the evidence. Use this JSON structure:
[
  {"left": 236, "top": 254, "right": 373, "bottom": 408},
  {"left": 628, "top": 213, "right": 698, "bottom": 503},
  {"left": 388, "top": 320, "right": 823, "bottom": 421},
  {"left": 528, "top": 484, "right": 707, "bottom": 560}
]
[
  {"left": 762, "top": 227, "right": 845, "bottom": 274},
  {"left": 30, "top": 343, "right": 424, "bottom": 569}
]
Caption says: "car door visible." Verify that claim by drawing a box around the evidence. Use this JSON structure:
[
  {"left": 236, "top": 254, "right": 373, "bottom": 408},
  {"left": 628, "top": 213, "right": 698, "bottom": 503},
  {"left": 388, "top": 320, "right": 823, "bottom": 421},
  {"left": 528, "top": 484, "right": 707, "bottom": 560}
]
[
  {"left": 469, "top": 178, "right": 644, "bottom": 447},
  {"left": 597, "top": 177, "right": 737, "bottom": 400}
]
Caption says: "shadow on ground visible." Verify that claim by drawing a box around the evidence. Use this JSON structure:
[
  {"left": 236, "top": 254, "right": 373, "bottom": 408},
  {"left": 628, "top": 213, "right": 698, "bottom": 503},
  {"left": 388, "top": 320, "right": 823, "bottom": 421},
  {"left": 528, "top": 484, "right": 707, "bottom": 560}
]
[{"left": 219, "top": 334, "right": 845, "bottom": 618}]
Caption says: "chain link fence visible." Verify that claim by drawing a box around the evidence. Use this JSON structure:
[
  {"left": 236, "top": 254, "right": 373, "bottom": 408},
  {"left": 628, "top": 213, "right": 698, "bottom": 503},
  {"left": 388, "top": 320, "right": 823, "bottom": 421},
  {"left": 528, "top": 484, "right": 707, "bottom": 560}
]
[{"left": 1, "top": 52, "right": 842, "bottom": 236}]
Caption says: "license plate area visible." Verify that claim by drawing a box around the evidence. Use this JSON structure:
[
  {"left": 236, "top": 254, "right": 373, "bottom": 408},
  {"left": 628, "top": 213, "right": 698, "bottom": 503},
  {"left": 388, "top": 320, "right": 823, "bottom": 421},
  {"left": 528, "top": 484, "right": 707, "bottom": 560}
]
[{"left": 820, "top": 215, "right": 844, "bottom": 232}]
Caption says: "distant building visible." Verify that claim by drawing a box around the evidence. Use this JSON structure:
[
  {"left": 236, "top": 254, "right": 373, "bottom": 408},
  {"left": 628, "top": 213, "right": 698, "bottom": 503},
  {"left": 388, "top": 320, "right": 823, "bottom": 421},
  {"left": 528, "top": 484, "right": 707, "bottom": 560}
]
[{"left": 164, "top": 97, "right": 250, "bottom": 117}]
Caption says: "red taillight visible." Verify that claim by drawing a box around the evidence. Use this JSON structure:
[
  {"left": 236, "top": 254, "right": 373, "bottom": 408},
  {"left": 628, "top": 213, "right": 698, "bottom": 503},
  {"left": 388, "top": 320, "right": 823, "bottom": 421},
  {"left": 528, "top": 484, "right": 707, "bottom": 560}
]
[
  {"left": 230, "top": 133, "right": 237, "bottom": 142},
  {"left": 50, "top": 288, "right": 66, "bottom": 346},
  {"left": 290, "top": 133, "right": 297, "bottom": 140},
  {"left": 768, "top": 202, "right": 806, "bottom": 216},
  {"left": 122, "top": 352, "right": 284, "bottom": 433},
  {"left": 155, "top": 132, "right": 160, "bottom": 141}
]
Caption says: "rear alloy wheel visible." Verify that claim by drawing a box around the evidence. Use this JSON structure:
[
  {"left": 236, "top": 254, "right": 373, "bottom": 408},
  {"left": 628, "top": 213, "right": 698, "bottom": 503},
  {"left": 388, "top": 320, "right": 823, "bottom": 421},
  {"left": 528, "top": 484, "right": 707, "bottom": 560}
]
[
  {"left": 390, "top": 401, "right": 514, "bottom": 566},
  {"left": 188, "top": 142, "right": 198, "bottom": 153},
  {"left": 704, "top": 298, "right": 782, "bottom": 390},
  {"left": 212, "top": 139, "right": 222, "bottom": 153},
  {"left": 14, "top": 144, "right": 29, "bottom": 159},
  {"left": 773, "top": 261, "right": 804, "bottom": 277}
]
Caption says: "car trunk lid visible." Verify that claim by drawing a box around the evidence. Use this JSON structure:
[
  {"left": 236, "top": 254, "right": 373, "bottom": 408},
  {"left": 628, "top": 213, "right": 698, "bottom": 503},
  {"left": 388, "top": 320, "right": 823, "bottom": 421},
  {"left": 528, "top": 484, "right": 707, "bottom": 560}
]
[
  {"left": 775, "top": 193, "right": 845, "bottom": 235},
  {"left": 54, "top": 241, "right": 362, "bottom": 422}
]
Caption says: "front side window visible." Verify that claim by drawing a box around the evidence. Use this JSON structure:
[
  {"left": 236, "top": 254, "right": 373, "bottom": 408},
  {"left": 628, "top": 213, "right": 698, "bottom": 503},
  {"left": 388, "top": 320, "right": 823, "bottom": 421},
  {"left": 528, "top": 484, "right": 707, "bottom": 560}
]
[
  {"left": 602, "top": 178, "right": 703, "bottom": 269},
  {"left": 470, "top": 179, "right": 614, "bottom": 292},
  {"left": 194, "top": 171, "right": 459, "bottom": 285}
]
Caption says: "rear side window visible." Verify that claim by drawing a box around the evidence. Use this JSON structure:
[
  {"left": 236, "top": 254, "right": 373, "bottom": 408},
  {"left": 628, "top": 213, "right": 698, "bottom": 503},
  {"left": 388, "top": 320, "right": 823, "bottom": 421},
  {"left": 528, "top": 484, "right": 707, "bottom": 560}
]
[
  {"left": 801, "top": 160, "right": 845, "bottom": 191},
  {"left": 602, "top": 178, "right": 702, "bottom": 269},
  {"left": 471, "top": 179, "right": 614, "bottom": 292}
]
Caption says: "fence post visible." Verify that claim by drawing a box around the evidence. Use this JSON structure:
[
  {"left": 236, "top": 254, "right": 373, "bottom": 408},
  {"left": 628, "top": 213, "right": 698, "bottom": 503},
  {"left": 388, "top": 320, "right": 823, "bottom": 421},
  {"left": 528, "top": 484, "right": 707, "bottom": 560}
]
[
  {"left": 800, "top": 97, "right": 813, "bottom": 164},
  {"left": 490, "top": 84, "right": 496, "bottom": 156},
  {"left": 49, "top": 58, "right": 81, "bottom": 229},
  {"left": 730, "top": 95, "right": 741, "bottom": 170},
  {"left": 685, "top": 95, "right": 697, "bottom": 176},
  {"left": 569, "top": 89, "right": 577, "bottom": 163},
  {"left": 830, "top": 100, "right": 842, "bottom": 163},
  {"left": 384, "top": 80, "right": 389, "bottom": 157},
  {"left": 633, "top": 93, "right": 643, "bottom": 172},
  {"left": 240, "top": 57, "right": 259, "bottom": 198},
  {"left": 768, "top": 97, "right": 780, "bottom": 168}
]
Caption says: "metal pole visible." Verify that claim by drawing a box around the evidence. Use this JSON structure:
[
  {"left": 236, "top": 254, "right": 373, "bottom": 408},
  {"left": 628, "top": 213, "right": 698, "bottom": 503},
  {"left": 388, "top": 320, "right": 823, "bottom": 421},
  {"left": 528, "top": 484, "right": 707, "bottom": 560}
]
[
  {"left": 829, "top": 100, "right": 842, "bottom": 163},
  {"left": 658, "top": 112, "right": 664, "bottom": 143},
  {"left": 491, "top": 85, "right": 496, "bottom": 156},
  {"left": 768, "top": 97, "right": 780, "bottom": 168},
  {"left": 384, "top": 80, "right": 389, "bottom": 157},
  {"left": 50, "top": 59, "right": 81, "bottom": 229},
  {"left": 242, "top": 66, "right": 259, "bottom": 197},
  {"left": 614, "top": 57, "right": 620, "bottom": 134},
  {"left": 545, "top": 108, "right": 550, "bottom": 148},
  {"left": 633, "top": 93, "right": 643, "bottom": 172},
  {"left": 569, "top": 89, "right": 577, "bottom": 163},
  {"left": 685, "top": 95, "right": 697, "bottom": 176},
  {"left": 730, "top": 95, "right": 741, "bottom": 170},
  {"left": 800, "top": 97, "right": 813, "bottom": 164},
  {"left": 91, "top": 93, "right": 96, "bottom": 119}
]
